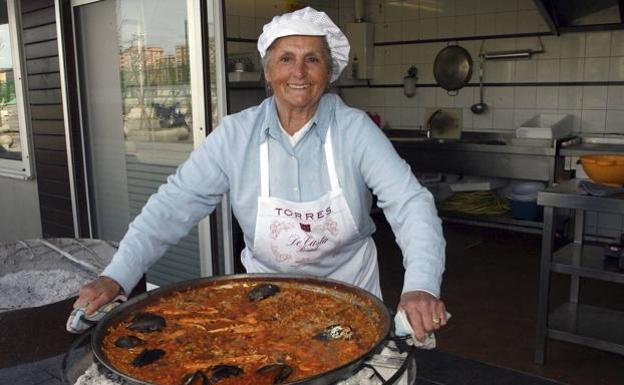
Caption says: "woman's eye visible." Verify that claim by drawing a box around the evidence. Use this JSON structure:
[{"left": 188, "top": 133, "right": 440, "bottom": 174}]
[
  {"left": 307, "top": 57, "right": 320, "bottom": 63},
  {"left": 279, "top": 56, "right": 291, "bottom": 63}
]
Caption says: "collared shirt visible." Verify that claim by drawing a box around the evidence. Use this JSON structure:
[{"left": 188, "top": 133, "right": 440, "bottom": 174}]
[
  {"left": 103, "top": 94, "right": 446, "bottom": 298},
  {"left": 279, "top": 116, "right": 314, "bottom": 146}
]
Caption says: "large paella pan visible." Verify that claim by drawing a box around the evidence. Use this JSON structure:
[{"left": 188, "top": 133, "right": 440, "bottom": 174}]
[{"left": 92, "top": 274, "right": 392, "bottom": 385}]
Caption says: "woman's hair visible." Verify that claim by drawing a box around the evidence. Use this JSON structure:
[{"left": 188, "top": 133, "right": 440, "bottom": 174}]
[{"left": 262, "top": 36, "right": 333, "bottom": 95}]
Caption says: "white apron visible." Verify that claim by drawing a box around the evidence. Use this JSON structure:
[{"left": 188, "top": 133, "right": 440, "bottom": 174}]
[{"left": 241, "top": 127, "right": 381, "bottom": 297}]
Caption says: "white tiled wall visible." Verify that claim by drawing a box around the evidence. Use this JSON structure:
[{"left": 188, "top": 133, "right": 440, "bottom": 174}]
[
  {"left": 225, "top": 0, "right": 340, "bottom": 113},
  {"left": 224, "top": 0, "right": 624, "bottom": 237},
  {"left": 331, "top": 1, "right": 624, "bottom": 135},
  {"left": 225, "top": 0, "right": 624, "bottom": 135},
  {"left": 225, "top": 0, "right": 339, "bottom": 40}
]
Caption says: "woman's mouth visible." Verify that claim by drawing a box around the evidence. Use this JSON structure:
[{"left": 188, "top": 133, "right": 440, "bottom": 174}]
[{"left": 287, "top": 83, "right": 310, "bottom": 89}]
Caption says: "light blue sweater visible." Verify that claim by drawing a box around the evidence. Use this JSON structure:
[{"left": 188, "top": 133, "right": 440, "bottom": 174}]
[{"left": 102, "top": 94, "right": 445, "bottom": 297}]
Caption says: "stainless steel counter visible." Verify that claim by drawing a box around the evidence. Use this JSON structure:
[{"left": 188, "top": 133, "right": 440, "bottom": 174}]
[
  {"left": 391, "top": 136, "right": 559, "bottom": 182},
  {"left": 391, "top": 137, "right": 557, "bottom": 155},
  {"left": 388, "top": 132, "right": 574, "bottom": 233},
  {"left": 535, "top": 179, "right": 624, "bottom": 364},
  {"left": 537, "top": 179, "right": 624, "bottom": 211},
  {"left": 560, "top": 143, "right": 624, "bottom": 156},
  {"left": 560, "top": 136, "right": 624, "bottom": 156}
]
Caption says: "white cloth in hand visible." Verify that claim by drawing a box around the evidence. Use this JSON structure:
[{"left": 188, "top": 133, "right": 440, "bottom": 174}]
[
  {"left": 66, "top": 295, "right": 127, "bottom": 334},
  {"left": 394, "top": 309, "right": 452, "bottom": 349}
]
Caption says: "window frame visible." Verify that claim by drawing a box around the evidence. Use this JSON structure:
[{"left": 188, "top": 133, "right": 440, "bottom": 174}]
[{"left": 0, "top": 0, "right": 33, "bottom": 180}]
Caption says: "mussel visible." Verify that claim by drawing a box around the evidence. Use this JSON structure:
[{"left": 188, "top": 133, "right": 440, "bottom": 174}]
[
  {"left": 114, "top": 335, "right": 145, "bottom": 348},
  {"left": 181, "top": 365, "right": 243, "bottom": 385},
  {"left": 210, "top": 365, "right": 243, "bottom": 382},
  {"left": 246, "top": 283, "right": 280, "bottom": 302},
  {"left": 257, "top": 363, "right": 293, "bottom": 384},
  {"left": 131, "top": 348, "right": 165, "bottom": 367},
  {"left": 313, "top": 324, "right": 354, "bottom": 341},
  {"left": 128, "top": 312, "right": 166, "bottom": 332},
  {"left": 182, "top": 370, "right": 209, "bottom": 385}
]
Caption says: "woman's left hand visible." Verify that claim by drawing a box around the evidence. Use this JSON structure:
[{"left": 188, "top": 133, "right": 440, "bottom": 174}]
[{"left": 398, "top": 290, "right": 447, "bottom": 342}]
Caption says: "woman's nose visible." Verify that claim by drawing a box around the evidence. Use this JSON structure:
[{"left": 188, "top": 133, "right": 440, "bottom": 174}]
[{"left": 293, "top": 60, "right": 305, "bottom": 77}]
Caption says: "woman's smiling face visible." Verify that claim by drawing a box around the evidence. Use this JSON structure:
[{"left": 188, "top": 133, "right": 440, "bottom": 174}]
[{"left": 264, "top": 35, "right": 330, "bottom": 112}]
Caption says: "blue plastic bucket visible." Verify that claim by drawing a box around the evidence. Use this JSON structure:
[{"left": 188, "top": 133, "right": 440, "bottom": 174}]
[{"left": 510, "top": 199, "right": 542, "bottom": 221}]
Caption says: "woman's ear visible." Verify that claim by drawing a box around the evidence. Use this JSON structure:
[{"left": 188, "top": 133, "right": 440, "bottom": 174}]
[{"left": 263, "top": 71, "right": 273, "bottom": 96}]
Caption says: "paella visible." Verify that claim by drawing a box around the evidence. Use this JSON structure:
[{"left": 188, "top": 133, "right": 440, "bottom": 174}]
[{"left": 99, "top": 278, "right": 386, "bottom": 385}]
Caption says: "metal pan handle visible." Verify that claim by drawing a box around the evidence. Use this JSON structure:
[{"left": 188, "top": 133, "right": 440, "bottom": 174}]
[{"left": 61, "top": 330, "right": 92, "bottom": 385}]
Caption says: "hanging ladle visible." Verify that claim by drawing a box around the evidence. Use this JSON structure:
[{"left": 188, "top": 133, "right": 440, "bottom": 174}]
[{"left": 470, "top": 58, "right": 487, "bottom": 114}]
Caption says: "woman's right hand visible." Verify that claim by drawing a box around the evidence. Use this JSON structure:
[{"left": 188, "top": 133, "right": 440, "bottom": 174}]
[{"left": 73, "top": 276, "right": 122, "bottom": 315}]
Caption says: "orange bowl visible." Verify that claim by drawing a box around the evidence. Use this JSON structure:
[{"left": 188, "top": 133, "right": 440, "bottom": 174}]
[{"left": 580, "top": 154, "right": 624, "bottom": 186}]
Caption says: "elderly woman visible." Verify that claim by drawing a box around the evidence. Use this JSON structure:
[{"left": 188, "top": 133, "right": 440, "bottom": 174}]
[{"left": 74, "top": 7, "right": 447, "bottom": 341}]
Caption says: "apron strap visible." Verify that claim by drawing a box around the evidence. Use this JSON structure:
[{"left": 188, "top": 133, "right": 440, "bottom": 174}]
[
  {"left": 324, "top": 126, "right": 340, "bottom": 191},
  {"left": 259, "top": 126, "right": 339, "bottom": 197},
  {"left": 259, "top": 140, "right": 269, "bottom": 197}
]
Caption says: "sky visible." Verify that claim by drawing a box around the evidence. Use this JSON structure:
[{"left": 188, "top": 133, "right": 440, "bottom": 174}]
[
  {"left": 0, "top": 24, "right": 12, "bottom": 69},
  {"left": 0, "top": 0, "right": 200, "bottom": 69},
  {"left": 117, "top": 0, "right": 188, "bottom": 54}
]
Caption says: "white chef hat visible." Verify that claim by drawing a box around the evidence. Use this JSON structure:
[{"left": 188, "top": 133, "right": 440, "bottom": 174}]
[{"left": 257, "top": 7, "right": 350, "bottom": 83}]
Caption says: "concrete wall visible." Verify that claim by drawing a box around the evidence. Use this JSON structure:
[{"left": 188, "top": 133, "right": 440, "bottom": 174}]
[{"left": 0, "top": 177, "right": 42, "bottom": 241}]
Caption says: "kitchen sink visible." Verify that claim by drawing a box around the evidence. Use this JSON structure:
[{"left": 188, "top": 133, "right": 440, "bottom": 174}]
[
  {"left": 388, "top": 130, "right": 561, "bottom": 183},
  {"left": 389, "top": 132, "right": 509, "bottom": 145},
  {"left": 399, "top": 137, "right": 452, "bottom": 144},
  {"left": 437, "top": 138, "right": 507, "bottom": 145}
]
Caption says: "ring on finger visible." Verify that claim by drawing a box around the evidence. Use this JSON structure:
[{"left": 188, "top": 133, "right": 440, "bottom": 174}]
[{"left": 432, "top": 318, "right": 441, "bottom": 324}]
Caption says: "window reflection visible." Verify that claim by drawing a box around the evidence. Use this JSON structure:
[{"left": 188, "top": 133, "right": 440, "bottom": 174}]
[
  {"left": 117, "top": 1, "right": 192, "bottom": 146},
  {"left": 0, "top": 2, "right": 20, "bottom": 161},
  {"left": 76, "top": 0, "right": 200, "bottom": 286}
]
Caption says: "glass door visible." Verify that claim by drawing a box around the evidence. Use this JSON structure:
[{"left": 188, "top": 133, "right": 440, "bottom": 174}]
[
  {"left": 0, "top": 0, "right": 32, "bottom": 179},
  {"left": 70, "top": 0, "right": 227, "bottom": 286}
]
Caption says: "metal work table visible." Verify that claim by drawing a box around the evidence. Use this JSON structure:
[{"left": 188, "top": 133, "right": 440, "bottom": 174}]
[
  {"left": 560, "top": 143, "right": 624, "bottom": 157},
  {"left": 559, "top": 135, "right": 624, "bottom": 157},
  {"left": 390, "top": 132, "right": 573, "bottom": 234},
  {"left": 535, "top": 179, "right": 624, "bottom": 364},
  {"left": 392, "top": 138, "right": 558, "bottom": 183}
]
